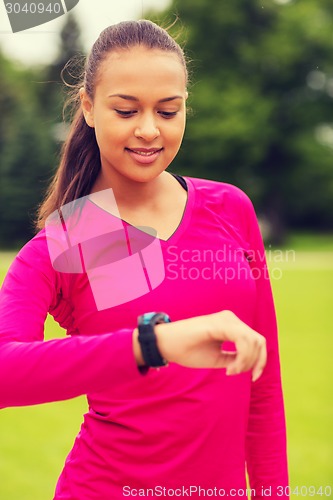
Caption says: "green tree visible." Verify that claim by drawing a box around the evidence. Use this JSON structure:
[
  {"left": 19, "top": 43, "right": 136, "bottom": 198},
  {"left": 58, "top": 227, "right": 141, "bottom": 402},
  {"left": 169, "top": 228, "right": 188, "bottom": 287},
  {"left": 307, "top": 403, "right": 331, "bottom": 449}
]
[
  {"left": 0, "top": 51, "right": 55, "bottom": 247},
  {"left": 39, "top": 12, "right": 85, "bottom": 120},
  {"left": 0, "top": 13, "right": 84, "bottom": 248},
  {"left": 149, "top": 0, "right": 333, "bottom": 242}
]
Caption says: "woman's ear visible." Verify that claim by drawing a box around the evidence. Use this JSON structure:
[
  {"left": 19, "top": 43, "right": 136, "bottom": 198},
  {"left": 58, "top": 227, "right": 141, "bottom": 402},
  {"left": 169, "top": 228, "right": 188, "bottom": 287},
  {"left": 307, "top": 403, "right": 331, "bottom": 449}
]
[{"left": 80, "top": 88, "right": 95, "bottom": 128}]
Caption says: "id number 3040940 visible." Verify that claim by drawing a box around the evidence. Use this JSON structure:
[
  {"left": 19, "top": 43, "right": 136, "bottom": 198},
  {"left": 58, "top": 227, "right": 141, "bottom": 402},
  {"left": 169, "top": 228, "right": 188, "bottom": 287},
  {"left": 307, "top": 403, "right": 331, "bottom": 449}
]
[
  {"left": 5, "top": 3, "right": 62, "bottom": 14},
  {"left": 274, "top": 485, "right": 332, "bottom": 497}
]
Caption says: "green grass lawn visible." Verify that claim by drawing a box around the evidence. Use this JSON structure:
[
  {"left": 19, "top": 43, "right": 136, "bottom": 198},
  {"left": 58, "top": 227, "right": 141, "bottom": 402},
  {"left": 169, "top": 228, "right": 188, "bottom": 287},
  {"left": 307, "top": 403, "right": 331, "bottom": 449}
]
[{"left": 0, "top": 239, "right": 332, "bottom": 498}]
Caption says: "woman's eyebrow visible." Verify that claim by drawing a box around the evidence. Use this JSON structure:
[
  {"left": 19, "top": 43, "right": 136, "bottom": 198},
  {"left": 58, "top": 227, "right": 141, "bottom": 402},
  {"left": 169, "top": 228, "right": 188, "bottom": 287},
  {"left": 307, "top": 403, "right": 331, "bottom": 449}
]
[{"left": 108, "top": 94, "right": 183, "bottom": 103}]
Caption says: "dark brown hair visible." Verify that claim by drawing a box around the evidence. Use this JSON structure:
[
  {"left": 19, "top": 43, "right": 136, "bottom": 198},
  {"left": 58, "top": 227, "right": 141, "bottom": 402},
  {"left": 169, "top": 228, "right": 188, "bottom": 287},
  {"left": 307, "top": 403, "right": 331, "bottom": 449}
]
[{"left": 36, "top": 20, "right": 188, "bottom": 230}]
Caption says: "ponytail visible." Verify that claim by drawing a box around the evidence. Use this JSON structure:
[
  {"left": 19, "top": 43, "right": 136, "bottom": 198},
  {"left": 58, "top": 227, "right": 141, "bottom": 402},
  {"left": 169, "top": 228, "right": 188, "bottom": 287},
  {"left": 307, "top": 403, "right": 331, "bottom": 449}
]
[{"left": 36, "top": 108, "right": 100, "bottom": 229}]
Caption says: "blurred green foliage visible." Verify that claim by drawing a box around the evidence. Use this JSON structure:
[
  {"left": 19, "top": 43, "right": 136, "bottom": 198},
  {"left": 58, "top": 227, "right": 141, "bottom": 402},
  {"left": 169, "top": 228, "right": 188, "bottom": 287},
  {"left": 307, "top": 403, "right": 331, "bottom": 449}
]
[
  {"left": 0, "top": 14, "right": 83, "bottom": 248},
  {"left": 149, "top": 0, "right": 333, "bottom": 242},
  {"left": 0, "top": 51, "right": 55, "bottom": 247},
  {"left": 1, "top": 2, "right": 333, "bottom": 248}
]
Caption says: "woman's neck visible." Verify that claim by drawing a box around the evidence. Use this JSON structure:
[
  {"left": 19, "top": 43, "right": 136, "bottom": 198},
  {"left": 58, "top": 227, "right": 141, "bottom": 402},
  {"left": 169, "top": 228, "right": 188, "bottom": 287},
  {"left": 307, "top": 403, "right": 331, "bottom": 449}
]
[
  {"left": 90, "top": 170, "right": 188, "bottom": 240},
  {"left": 91, "top": 170, "right": 176, "bottom": 211}
]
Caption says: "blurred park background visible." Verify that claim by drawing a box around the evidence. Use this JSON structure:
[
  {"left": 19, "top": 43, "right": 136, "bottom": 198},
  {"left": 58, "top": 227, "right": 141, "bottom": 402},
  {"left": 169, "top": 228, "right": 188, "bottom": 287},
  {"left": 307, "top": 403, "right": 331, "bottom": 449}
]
[{"left": 0, "top": 0, "right": 332, "bottom": 497}]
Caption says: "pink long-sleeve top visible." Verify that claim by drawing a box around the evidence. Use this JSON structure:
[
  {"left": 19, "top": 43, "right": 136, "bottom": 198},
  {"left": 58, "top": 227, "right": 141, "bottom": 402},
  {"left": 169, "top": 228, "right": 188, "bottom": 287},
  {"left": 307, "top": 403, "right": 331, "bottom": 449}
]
[{"left": 0, "top": 177, "right": 288, "bottom": 499}]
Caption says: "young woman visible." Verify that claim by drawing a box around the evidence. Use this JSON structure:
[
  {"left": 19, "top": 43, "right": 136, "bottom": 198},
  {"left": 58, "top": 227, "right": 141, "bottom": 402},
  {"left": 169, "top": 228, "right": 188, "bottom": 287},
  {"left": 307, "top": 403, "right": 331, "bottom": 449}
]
[{"left": 0, "top": 20, "right": 288, "bottom": 499}]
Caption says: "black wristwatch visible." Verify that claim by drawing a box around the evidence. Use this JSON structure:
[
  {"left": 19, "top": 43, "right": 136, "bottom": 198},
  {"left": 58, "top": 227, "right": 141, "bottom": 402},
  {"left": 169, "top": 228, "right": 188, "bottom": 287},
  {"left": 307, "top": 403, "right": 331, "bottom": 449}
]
[{"left": 137, "top": 312, "right": 171, "bottom": 368}]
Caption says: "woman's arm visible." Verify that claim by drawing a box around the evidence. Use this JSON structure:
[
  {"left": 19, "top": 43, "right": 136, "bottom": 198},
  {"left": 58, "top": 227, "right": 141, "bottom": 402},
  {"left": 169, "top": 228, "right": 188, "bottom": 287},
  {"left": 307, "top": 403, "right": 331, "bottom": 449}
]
[
  {"left": 1, "top": 232, "right": 268, "bottom": 409},
  {"left": 0, "top": 236, "right": 138, "bottom": 407}
]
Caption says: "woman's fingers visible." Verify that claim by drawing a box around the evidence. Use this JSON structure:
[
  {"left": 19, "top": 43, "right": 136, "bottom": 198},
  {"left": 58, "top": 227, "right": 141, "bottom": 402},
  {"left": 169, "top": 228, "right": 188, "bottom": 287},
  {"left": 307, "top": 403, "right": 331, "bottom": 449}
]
[
  {"left": 251, "top": 337, "right": 267, "bottom": 381},
  {"left": 217, "top": 350, "right": 237, "bottom": 368},
  {"left": 224, "top": 332, "right": 267, "bottom": 380},
  {"left": 207, "top": 310, "right": 267, "bottom": 380}
]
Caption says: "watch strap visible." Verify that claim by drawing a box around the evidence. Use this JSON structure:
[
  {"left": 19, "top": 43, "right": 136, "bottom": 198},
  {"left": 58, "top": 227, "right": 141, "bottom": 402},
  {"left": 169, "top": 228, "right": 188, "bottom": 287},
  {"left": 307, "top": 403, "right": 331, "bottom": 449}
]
[{"left": 138, "top": 312, "right": 170, "bottom": 368}]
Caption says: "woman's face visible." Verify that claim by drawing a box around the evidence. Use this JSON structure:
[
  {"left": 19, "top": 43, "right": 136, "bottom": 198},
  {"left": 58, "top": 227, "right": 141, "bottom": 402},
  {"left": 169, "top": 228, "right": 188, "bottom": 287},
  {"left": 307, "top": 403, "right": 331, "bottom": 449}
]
[{"left": 81, "top": 45, "right": 187, "bottom": 187}]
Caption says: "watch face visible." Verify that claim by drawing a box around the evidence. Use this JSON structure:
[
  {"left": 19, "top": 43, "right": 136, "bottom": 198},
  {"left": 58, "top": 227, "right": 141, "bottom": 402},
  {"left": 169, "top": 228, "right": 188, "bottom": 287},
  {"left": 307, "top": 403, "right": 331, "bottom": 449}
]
[
  {"left": 143, "top": 312, "right": 158, "bottom": 324},
  {"left": 154, "top": 313, "right": 171, "bottom": 325},
  {"left": 139, "top": 312, "right": 171, "bottom": 325}
]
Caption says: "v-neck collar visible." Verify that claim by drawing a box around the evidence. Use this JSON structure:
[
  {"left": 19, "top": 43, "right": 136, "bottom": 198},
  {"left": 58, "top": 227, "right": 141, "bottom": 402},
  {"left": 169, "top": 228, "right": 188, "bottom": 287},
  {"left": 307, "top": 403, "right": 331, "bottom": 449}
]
[{"left": 86, "top": 176, "right": 195, "bottom": 245}]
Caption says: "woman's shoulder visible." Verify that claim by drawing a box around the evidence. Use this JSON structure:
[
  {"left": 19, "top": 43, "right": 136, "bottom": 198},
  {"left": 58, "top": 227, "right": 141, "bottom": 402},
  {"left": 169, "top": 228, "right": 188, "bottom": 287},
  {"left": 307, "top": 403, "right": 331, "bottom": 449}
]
[
  {"left": 1, "top": 229, "right": 60, "bottom": 324},
  {"left": 185, "top": 176, "right": 254, "bottom": 210},
  {"left": 17, "top": 228, "right": 48, "bottom": 257},
  {"left": 11, "top": 228, "right": 54, "bottom": 278}
]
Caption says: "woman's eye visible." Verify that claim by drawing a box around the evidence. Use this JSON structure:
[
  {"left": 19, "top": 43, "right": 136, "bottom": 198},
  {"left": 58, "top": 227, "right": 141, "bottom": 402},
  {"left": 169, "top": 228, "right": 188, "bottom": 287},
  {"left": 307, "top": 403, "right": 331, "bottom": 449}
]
[
  {"left": 114, "top": 109, "right": 178, "bottom": 119},
  {"left": 114, "top": 109, "right": 137, "bottom": 117},
  {"left": 159, "top": 111, "right": 178, "bottom": 118}
]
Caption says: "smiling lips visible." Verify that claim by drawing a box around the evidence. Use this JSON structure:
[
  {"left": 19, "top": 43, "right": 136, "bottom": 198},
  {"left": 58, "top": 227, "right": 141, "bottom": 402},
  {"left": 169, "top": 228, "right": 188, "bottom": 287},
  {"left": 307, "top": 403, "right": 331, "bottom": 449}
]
[{"left": 125, "top": 147, "right": 163, "bottom": 164}]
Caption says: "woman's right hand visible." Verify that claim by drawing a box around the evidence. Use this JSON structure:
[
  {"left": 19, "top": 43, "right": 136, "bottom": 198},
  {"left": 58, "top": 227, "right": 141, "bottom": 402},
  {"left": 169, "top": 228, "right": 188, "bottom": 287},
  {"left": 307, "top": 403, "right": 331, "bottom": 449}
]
[{"left": 133, "top": 310, "right": 267, "bottom": 381}]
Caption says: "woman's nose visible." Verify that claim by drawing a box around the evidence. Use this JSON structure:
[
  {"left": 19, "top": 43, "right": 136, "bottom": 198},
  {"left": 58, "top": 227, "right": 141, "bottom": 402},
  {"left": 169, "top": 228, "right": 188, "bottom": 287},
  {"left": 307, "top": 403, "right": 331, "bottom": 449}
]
[{"left": 134, "top": 113, "right": 160, "bottom": 141}]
